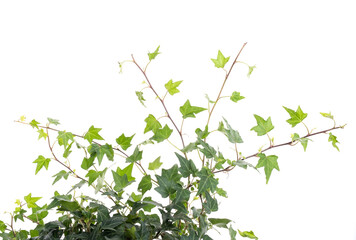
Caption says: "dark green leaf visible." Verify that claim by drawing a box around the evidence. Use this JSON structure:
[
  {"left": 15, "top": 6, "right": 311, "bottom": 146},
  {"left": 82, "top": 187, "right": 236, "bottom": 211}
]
[
  {"left": 196, "top": 168, "right": 218, "bottom": 195},
  {"left": 203, "top": 192, "right": 218, "bottom": 214},
  {"left": 165, "top": 79, "right": 183, "bottom": 95},
  {"left": 230, "top": 91, "right": 245, "bottom": 103},
  {"left": 112, "top": 170, "right": 133, "bottom": 192},
  {"left": 155, "top": 164, "right": 182, "bottom": 198},
  {"left": 33, "top": 155, "right": 51, "bottom": 175},
  {"left": 250, "top": 114, "right": 274, "bottom": 136},
  {"left": 116, "top": 133, "right": 135, "bottom": 150},
  {"left": 138, "top": 175, "right": 152, "bottom": 195},
  {"left": 148, "top": 45, "right": 160, "bottom": 61},
  {"left": 211, "top": 50, "right": 230, "bottom": 68},
  {"left": 180, "top": 100, "right": 207, "bottom": 119},
  {"left": 176, "top": 153, "right": 198, "bottom": 178},
  {"left": 84, "top": 125, "right": 104, "bottom": 143},
  {"left": 208, "top": 218, "right": 232, "bottom": 229},
  {"left": 256, "top": 153, "right": 279, "bottom": 184},
  {"left": 283, "top": 106, "right": 308, "bottom": 127}
]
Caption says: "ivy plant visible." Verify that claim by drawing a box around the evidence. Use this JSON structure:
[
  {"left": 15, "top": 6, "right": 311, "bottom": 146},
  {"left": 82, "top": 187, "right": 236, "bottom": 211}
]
[{"left": 0, "top": 43, "right": 345, "bottom": 240}]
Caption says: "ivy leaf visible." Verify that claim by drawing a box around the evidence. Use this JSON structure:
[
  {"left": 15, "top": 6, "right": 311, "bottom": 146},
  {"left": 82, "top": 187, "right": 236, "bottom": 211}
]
[
  {"left": 135, "top": 91, "right": 146, "bottom": 107},
  {"left": 203, "top": 192, "right": 218, "bottom": 214},
  {"left": 181, "top": 142, "right": 198, "bottom": 153},
  {"left": 57, "top": 131, "right": 74, "bottom": 148},
  {"left": 33, "top": 155, "right": 51, "bottom": 175},
  {"left": 47, "top": 118, "right": 60, "bottom": 126},
  {"left": 197, "top": 138, "right": 217, "bottom": 159},
  {"left": 0, "top": 220, "right": 6, "bottom": 232},
  {"left": 165, "top": 79, "right": 183, "bottom": 96},
  {"left": 216, "top": 187, "right": 228, "bottom": 198},
  {"left": 144, "top": 114, "right": 162, "bottom": 134},
  {"left": 195, "top": 125, "right": 209, "bottom": 139},
  {"left": 238, "top": 230, "right": 258, "bottom": 239},
  {"left": 250, "top": 114, "right": 274, "bottom": 136},
  {"left": 328, "top": 132, "right": 340, "bottom": 151},
  {"left": 63, "top": 141, "right": 74, "bottom": 158},
  {"left": 176, "top": 153, "right": 198, "bottom": 178},
  {"left": 29, "top": 119, "right": 40, "bottom": 129},
  {"left": 219, "top": 118, "right": 243, "bottom": 143},
  {"left": 84, "top": 125, "right": 104, "bottom": 143},
  {"left": 180, "top": 100, "right": 207, "bottom": 119},
  {"left": 154, "top": 164, "right": 182, "bottom": 198},
  {"left": 86, "top": 170, "right": 101, "bottom": 185},
  {"left": 283, "top": 106, "right": 308, "bottom": 127},
  {"left": 88, "top": 143, "right": 114, "bottom": 165},
  {"left": 117, "top": 163, "right": 135, "bottom": 182},
  {"left": 247, "top": 65, "right": 256, "bottom": 78},
  {"left": 229, "top": 225, "right": 237, "bottom": 240},
  {"left": 148, "top": 45, "right": 160, "bottom": 61},
  {"left": 151, "top": 124, "right": 173, "bottom": 143},
  {"left": 24, "top": 193, "right": 41, "bottom": 208},
  {"left": 211, "top": 50, "right": 230, "bottom": 68},
  {"left": 37, "top": 129, "right": 47, "bottom": 140},
  {"left": 112, "top": 170, "right": 133, "bottom": 192},
  {"left": 148, "top": 157, "right": 163, "bottom": 171},
  {"left": 292, "top": 133, "right": 310, "bottom": 151},
  {"left": 116, "top": 133, "right": 135, "bottom": 150},
  {"left": 320, "top": 112, "right": 334, "bottom": 120},
  {"left": 255, "top": 153, "right": 279, "bottom": 184},
  {"left": 52, "top": 170, "right": 69, "bottom": 185},
  {"left": 196, "top": 168, "right": 218, "bottom": 195},
  {"left": 230, "top": 91, "right": 245, "bottom": 103},
  {"left": 81, "top": 155, "right": 96, "bottom": 170},
  {"left": 208, "top": 218, "right": 232, "bottom": 229},
  {"left": 126, "top": 146, "right": 143, "bottom": 163},
  {"left": 138, "top": 175, "right": 152, "bottom": 195}
]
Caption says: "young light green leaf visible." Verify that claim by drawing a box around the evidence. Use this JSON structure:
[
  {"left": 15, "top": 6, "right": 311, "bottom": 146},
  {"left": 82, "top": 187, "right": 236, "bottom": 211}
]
[
  {"left": 230, "top": 91, "right": 245, "bottom": 103},
  {"left": 205, "top": 94, "right": 216, "bottom": 103},
  {"left": 180, "top": 100, "right": 207, "bottom": 119},
  {"left": 148, "top": 45, "right": 160, "bottom": 61},
  {"left": 116, "top": 133, "right": 135, "bottom": 150},
  {"left": 144, "top": 114, "right": 162, "bottom": 134},
  {"left": 151, "top": 124, "right": 173, "bottom": 143},
  {"left": 165, "top": 79, "right": 183, "bottom": 96},
  {"left": 0, "top": 220, "right": 6, "bottom": 232},
  {"left": 126, "top": 146, "right": 143, "bottom": 163},
  {"left": 148, "top": 157, "right": 163, "bottom": 171},
  {"left": 328, "top": 132, "right": 340, "bottom": 151},
  {"left": 117, "top": 163, "right": 135, "bottom": 182},
  {"left": 138, "top": 175, "right": 152, "bottom": 195},
  {"left": 238, "top": 230, "right": 258, "bottom": 239},
  {"left": 47, "top": 118, "right": 60, "bottom": 126},
  {"left": 247, "top": 65, "right": 256, "bottom": 78},
  {"left": 37, "top": 129, "right": 47, "bottom": 140},
  {"left": 57, "top": 131, "right": 74, "bottom": 147},
  {"left": 216, "top": 187, "right": 228, "bottom": 198},
  {"left": 63, "top": 141, "right": 74, "bottom": 158},
  {"left": 255, "top": 153, "right": 279, "bottom": 184},
  {"left": 52, "top": 170, "right": 69, "bottom": 185},
  {"left": 283, "top": 106, "right": 308, "bottom": 127},
  {"left": 250, "top": 115, "right": 274, "bottom": 136},
  {"left": 29, "top": 119, "right": 40, "bottom": 129},
  {"left": 320, "top": 112, "right": 334, "bottom": 120},
  {"left": 33, "top": 155, "right": 51, "bottom": 175},
  {"left": 211, "top": 50, "right": 230, "bottom": 68},
  {"left": 135, "top": 91, "right": 146, "bottom": 107},
  {"left": 24, "top": 193, "right": 41, "bottom": 208},
  {"left": 84, "top": 125, "right": 104, "bottom": 143},
  {"left": 291, "top": 133, "right": 310, "bottom": 152}
]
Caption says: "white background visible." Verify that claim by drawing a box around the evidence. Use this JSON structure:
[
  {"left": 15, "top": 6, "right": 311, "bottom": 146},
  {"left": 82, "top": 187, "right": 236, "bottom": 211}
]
[{"left": 1, "top": 1, "right": 355, "bottom": 239}]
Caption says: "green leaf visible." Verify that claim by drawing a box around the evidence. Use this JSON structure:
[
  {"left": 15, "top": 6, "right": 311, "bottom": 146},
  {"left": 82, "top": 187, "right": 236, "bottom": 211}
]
[
  {"left": 216, "top": 187, "right": 228, "bottom": 198},
  {"left": 148, "top": 45, "right": 160, "bottom": 61},
  {"left": 47, "top": 118, "right": 60, "bottom": 125},
  {"left": 292, "top": 133, "right": 310, "bottom": 151},
  {"left": 181, "top": 142, "right": 198, "bottom": 153},
  {"left": 205, "top": 94, "right": 216, "bottom": 103},
  {"left": 196, "top": 168, "right": 218, "bottom": 195},
  {"left": 126, "top": 146, "right": 143, "bottom": 163},
  {"left": 255, "top": 153, "right": 279, "bottom": 184},
  {"left": 154, "top": 164, "right": 182, "bottom": 198},
  {"left": 165, "top": 79, "right": 183, "bottom": 95},
  {"left": 247, "top": 65, "right": 256, "bottom": 78},
  {"left": 33, "top": 155, "right": 51, "bottom": 175},
  {"left": 24, "top": 193, "right": 41, "bottom": 208},
  {"left": 238, "top": 230, "right": 258, "bottom": 239},
  {"left": 320, "top": 112, "right": 334, "bottom": 120},
  {"left": 81, "top": 155, "right": 95, "bottom": 170},
  {"left": 197, "top": 138, "right": 217, "bottom": 159},
  {"left": 116, "top": 133, "right": 135, "bottom": 150},
  {"left": 180, "top": 100, "right": 207, "bottom": 119},
  {"left": 52, "top": 170, "right": 69, "bottom": 185},
  {"left": 176, "top": 153, "right": 198, "bottom": 178},
  {"left": 208, "top": 218, "right": 232, "bottom": 229},
  {"left": 138, "top": 175, "right": 152, "bottom": 195},
  {"left": 151, "top": 124, "right": 173, "bottom": 143},
  {"left": 144, "top": 114, "right": 162, "bottom": 134},
  {"left": 135, "top": 91, "right": 146, "bottom": 107},
  {"left": 88, "top": 143, "right": 114, "bottom": 165},
  {"left": 112, "top": 170, "right": 133, "bottom": 192},
  {"left": 195, "top": 125, "right": 209, "bottom": 139},
  {"left": 63, "top": 141, "right": 74, "bottom": 158},
  {"left": 117, "top": 163, "right": 135, "bottom": 182},
  {"left": 29, "top": 119, "right": 40, "bottom": 129},
  {"left": 211, "top": 50, "right": 230, "bottom": 68},
  {"left": 57, "top": 131, "right": 74, "bottom": 148},
  {"left": 219, "top": 118, "right": 243, "bottom": 143},
  {"left": 37, "top": 129, "right": 47, "bottom": 140},
  {"left": 230, "top": 91, "right": 245, "bottom": 103},
  {"left": 148, "top": 157, "right": 163, "bottom": 171},
  {"left": 203, "top": 192, "right": 218, "bottom": 214},
  {"left": 283, "top": 106, "right": 308, "bottom": 127},
  {"left": 328, "top": 132, "right": 340, "bottom": 151},
  {"left": 84, "top": 125, "right": 104, "bottom": 143},
  {"left": 250, "top": 114, "right": 274, "bottom": 136},
  {"left": 86, "top": 170, "right": 101, "bottom": 185},
  {"left": 229, "top": 225, "right": 237, "bottom": 240},
  {"left": 0, "top": 220, "right": 6, "bottom": 232}
]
